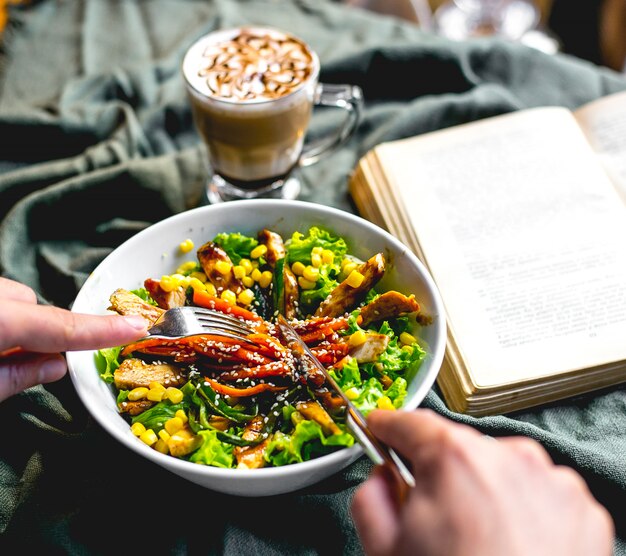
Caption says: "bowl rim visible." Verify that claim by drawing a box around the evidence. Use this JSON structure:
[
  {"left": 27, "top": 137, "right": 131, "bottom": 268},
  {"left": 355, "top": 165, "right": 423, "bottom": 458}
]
[{"left": 66, "top": 199, "right": 446, "bottom": 483}]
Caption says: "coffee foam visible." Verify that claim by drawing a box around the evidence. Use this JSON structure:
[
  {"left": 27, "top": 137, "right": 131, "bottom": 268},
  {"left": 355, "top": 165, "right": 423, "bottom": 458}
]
[{"left": 183, "top": 28, "right": 315, "bottom": 102}]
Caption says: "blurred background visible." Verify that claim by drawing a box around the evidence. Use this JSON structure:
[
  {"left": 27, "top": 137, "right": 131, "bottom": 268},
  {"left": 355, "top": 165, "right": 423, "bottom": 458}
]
[
  {"left": 1, "top": 0, "right": 625, "bottom": 72},
  {"left": 342, "top": 0, "right": 626, "bottom": 72}
]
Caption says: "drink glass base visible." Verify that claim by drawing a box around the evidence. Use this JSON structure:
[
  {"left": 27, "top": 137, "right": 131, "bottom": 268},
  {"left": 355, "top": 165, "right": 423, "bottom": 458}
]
[{"left": 206, "top": 173, "right": 301, "bottom": 204}]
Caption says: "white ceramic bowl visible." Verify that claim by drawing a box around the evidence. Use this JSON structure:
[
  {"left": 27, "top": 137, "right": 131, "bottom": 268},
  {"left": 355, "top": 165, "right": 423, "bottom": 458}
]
[{"left": 66, "top": 199, "right": 446, "bottom": 496}]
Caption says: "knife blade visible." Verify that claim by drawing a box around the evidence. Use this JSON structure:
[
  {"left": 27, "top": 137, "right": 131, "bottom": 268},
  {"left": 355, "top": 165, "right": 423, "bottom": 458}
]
[{"left": 276, "top": 314, "right": 415, "bottom": 489}]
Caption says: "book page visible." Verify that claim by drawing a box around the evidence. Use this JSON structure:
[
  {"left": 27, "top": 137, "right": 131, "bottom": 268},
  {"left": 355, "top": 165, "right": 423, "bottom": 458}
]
[
  {"left": 376, "top": 108, "right": 626, "bottom": 387},
  {"left": 574, "top": 90, "right": 626, "bottom": 201}
]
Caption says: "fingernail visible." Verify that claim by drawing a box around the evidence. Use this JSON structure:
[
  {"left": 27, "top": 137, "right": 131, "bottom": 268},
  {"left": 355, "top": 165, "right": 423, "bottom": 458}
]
[
  {"left": 122, "top": 316, "right": 148, "bottom": 331},
  {"left": 39, "top": 357, "right": 67, "bottom": 384}
]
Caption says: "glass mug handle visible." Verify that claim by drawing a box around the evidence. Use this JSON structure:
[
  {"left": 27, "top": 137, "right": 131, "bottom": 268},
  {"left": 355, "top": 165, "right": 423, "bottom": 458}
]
[{"left": 299, "top": 83, "right": 364, "bottom": 167}]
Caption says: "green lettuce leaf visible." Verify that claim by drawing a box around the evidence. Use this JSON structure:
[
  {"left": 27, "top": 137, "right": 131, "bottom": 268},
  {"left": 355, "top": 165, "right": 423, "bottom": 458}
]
[
  {"left": 131, "top": 287, "right": 158, "bottom": 306},
  {"left": 213, "top": 232, "right": 259, "bottom": 264},
  {"left": 95, "top": 347, "right": 123, "bottom": 383},
  {"left": 330, "top": 356, "right": 362, "bottom": 390},
  {"left": 299, "top": 263, "right": 340, "bottom": 313},
  {"left": 385, "top": 377, "right": 408, "bottom": 409},
  {"left": 285, "top": 227, "right": 347, "bottom": 264},
  {"left": 189, "top": 429, "right": 234, "bottom": 468},
  {"left": 265, "top": 420, "right": 354, "bottom": 466}
]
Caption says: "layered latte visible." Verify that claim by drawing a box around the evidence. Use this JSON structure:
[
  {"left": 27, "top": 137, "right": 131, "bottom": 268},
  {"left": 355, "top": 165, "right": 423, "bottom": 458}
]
[{"left": 183, "top": 27, "right": 319, "bottom": 189}]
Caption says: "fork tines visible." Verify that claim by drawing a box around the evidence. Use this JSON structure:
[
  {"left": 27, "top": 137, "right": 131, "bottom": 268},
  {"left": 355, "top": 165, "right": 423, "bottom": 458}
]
[{"left": 189, "top": 307, "right": 253, "bottom": 335}]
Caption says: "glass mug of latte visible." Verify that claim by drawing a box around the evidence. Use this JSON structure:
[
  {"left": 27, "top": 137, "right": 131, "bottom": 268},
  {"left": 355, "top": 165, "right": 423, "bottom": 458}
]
[{"left": 182, "top": 27, "right": 363, "bottom": 203}]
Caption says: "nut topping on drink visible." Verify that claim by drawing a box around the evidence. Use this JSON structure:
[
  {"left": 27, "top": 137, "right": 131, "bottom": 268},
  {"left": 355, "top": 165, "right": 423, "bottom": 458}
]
[
  {"left": 182, "top": 26, "right": 363, "bottom": 202},
  {"left": 197, "top": 30, "right": 314, "bottom": 101}
]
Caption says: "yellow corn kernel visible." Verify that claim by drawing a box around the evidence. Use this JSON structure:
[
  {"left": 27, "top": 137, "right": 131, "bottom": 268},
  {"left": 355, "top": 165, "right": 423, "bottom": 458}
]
[
  {"left": 377, "top": 396, "right": 396, "bottom": 411},
  {"left": 242, "top": 276, "right": 254, "bottom": 288},
  {"left": 400, "top": 332, "right": 417, "bottom": 346},
  {"left": 258, "top": 271, "right": 273, "bottom": 289},
  {"left": 221, "top": 289, "right": 237, "bottom": 305},
  {"left": 298, "top": 276, "right": 316, "bottom": 290},
  {"left": 128, "top": 387, "right": 149, "bottom": 401},
  {"left": 344, "top": 387, "right": 360, "bottom": 400},
  {"left": 302, "top": 265, "right": 319, "bottom": 282},
  {"left": 205, "top": 283, "right": 217, "bottom": 296},
  {"left": 341, "top": 258, "right": 351, "bottom": 268},
  {"left": 158, "top": 429, "right": 171, "bottom": 442},
  {"left": 402, "top": 345, "right": 414, "bottom": 354},
  {"left": 179, "top": 238, "right": 194, "bottom": 253},
  {"left": 149, "top": 381, "right": 166, "bottom": 392},
  {"left": 154, "top": 438, "right": 169, "bottom": 454},
  {"left": 349, "top": 330, "right": 368, "bottom": 347},
  {"left": 311, "top": 246, "right": 323, "bottom": 255},
  {"left": 159, "top": 275, "right": 176, "bottom": 293},
  {"left": 341, "top": 262, "right": 357, "bottom": 277},
  {"left": 237, "top": 288, "right": 255, "bottom": 306},
  {"left": 250, "top": 244, "right": 267, "bottom": 259},
  {"left": 240, "top": 259, "right": 253, "bottom": 274},
  {"left": 250, "top": 268, "right": 262, "bottom": 282},
  {"left": 215, "top": 260, "right": 232, "bottom": 275},
  {"left": 147, "top": 389, "right": 164, "bottom": 402},
  {"left": 311, "top": 253, "right": 322, "bottom": 268},
  {"left": 131, "top": 422, "right": 146, "bottom": 436},
  {"left": 176, "top": 260, "right": 198, "bottom": 274},
  {"left": 190, "top": 271, "right": 207, "bottom": 283},
  {"left": 291, "top": 261, "right": 305, "bottom": 276},
  {"left": 321, "top": 249, "right": 334, "bottom": 264},
  {"left": 232, "top": 265, "right": 246, "bottom": 280},
  {"left": 188, "top": 277, "right": 205, "bottom": 292},
  {"left": 345, "top": 270, "right": 365, "bottom": 288},
  {"left": 139, "top": 428, "right": 158, "bottom": 446},
  {"left": 175, "top": 409, "right": 189, "bottom": 424},
  {"left": 165, "top": 387, "right": 183, "bottom": 404},
  {"left": 164, "top": 416, "right": 184, "bottom": 435}
]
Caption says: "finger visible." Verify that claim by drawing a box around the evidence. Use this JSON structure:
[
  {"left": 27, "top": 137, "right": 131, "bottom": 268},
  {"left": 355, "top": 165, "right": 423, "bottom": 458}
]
[
  {"left": 0, "top": 300, "right": 148, "bottom": 352},
  {"left": 0, "top": 277, "right": 37, "bottom": 303},
  {"left": 498, "top": 436, "right": 554, "bottom": 467},
  {"left": 0, "top": 353, "right": 67, "bottom": 402},
  {"left": 351, "top": 467, "right": 401, "bottom": 556},
  {"left": 367, "top": 409, "right": 482, "bottom": 466}
]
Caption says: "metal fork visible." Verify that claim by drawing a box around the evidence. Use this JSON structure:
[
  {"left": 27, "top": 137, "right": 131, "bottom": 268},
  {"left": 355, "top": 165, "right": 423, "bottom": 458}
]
[{"left": 144, "top": 306, "right": 257, "bottom": 344}]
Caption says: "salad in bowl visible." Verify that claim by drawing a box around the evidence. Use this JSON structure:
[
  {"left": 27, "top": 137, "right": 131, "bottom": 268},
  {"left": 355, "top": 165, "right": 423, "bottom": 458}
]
[
  {"left": 100, "top": 225, "right": 429, "bottom": 470},
  {"left": 66, "top": 200, "right": 445, "bottom": 495}
]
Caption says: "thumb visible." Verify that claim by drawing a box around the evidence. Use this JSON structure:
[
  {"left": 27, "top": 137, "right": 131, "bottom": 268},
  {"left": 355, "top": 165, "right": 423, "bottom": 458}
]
[{"left": 0, "top": 353, "right": 67, "bottom": 402}]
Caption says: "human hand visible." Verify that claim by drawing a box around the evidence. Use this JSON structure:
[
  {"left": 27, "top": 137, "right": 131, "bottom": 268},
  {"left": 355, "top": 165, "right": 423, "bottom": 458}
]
[
  {"left": 351, "top": 409, "right": 614, "bottom": 556},
  {"left": 0, "top": 277, "right": 148, "bottom": 402}
]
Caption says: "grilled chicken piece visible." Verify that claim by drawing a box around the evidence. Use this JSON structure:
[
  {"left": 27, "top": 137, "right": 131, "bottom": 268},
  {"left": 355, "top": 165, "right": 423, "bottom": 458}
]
[
  {"left": 234, "top": 416, "right": 270, "bottom": 469},
  {"left": 108, "top": 288, "right": 164, "bottom": 327},
  {"left": 360, "top": 291, "right": 421, "bottom": 328},
  {"left": 295, "top": 400, "right": 342, "bottom": 436},
  {"left": 315, "top": 253, "right": 386, "bottom": 318},
  {"left": 118, "top": 399, "right": 155, "bottom": 416},
  {"left": 258, "top": 229, "right": 285, "bottom": 267},
  {"left": 168, "top": 426, "right": 202, "bottom": 457},
  {"left": 197, "top": 241, "right": 244, "bottom": 295},
  {"left": 114, "top": 358, "right": 187, "bottom": 390},
  {"left": 283, "top": 265, "right": 299, "bottom": 319},
  {"left": 258, "top": 229, "right": 299, "bottom": 318},
  {"left": 349, "top": 333, "right": 390, "bottom": 363},
  {"left": 144, "top": 278, "right": 186, "bottom": 310}
]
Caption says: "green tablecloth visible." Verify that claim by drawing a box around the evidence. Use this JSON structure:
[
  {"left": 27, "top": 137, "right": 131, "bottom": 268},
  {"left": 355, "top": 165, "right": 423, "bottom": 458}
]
[{"left": 1, "top": 1, "right": 626, "bottom": 553}]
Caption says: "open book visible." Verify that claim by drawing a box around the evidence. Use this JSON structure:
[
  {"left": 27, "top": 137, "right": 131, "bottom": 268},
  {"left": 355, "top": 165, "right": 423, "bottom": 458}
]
[{"left": 349, "top": 90, "right": 626, "bottom": 416}]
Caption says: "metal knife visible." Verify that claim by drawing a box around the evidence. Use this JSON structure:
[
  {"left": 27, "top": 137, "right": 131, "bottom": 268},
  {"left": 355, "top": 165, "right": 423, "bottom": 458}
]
[{"left": 276, "top": 314, "right": 415, "bottom": 489}]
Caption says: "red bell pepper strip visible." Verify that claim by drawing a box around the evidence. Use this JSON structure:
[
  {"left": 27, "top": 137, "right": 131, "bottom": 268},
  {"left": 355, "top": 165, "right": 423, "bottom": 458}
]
[
  {"left": 192, "top": 290, "right": 263, "bottom": 323},
  {"left": 203, "top": 377, "right": 287, "bottom": 397}
]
